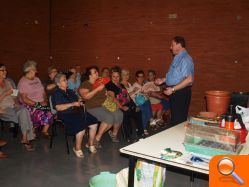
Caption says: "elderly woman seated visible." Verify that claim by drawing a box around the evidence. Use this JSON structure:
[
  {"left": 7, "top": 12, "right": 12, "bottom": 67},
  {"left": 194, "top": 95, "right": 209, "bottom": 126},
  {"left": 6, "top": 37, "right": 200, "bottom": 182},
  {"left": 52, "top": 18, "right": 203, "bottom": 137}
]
[
  {"left": 52, "top": 73, "right": 98, "bottom": 158},
  {"left": 106, "top": 68, "right": 145, "bottom": 142},
  {"left": 67, "top": 67, "right": 81, "bottom": 93},
  {"left": 44, "top": 66, "right": 58, "bottom": 97},
  {"left": 17, "top": 60, "right": 53, "bottom": 137},
  {"left": 132, "top": 70, "right": 153, "bottom": 135},
  {"left": 0, "top": 64, "right": 35, "bottom": 151},
  {"left": 79, "top": 66, "right": 123, "bottom": 146}
]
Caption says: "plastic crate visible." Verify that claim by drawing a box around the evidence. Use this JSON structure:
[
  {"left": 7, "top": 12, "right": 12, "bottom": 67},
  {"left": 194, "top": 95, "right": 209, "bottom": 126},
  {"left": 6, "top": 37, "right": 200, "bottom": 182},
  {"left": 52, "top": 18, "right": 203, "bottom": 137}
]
[
  {"left": 183, "top": 140, "right": 243, "bottom": 156},
  {"left": 183, "top": 123, "right": 242, "bottom": 156}
]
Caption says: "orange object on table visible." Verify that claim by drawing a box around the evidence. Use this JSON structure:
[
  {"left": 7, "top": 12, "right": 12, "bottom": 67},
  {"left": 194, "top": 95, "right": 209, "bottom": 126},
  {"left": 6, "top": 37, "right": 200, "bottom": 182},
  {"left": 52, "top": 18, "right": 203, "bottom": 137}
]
[
  {"left": 225, "top": 121, "right": 234, "bottom": 130},
  {"left": 224, "top": 115, "right": 235, "bottom": 130}
]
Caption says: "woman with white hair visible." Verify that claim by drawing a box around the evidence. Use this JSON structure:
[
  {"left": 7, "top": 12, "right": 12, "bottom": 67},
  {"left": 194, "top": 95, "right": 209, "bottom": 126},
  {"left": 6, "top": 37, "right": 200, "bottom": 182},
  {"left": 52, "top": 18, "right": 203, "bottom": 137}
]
[
  {"left": 52, "top": 73, "right": 98, "bottom": 157},
  {"left": 17, "top": 60, "right": 53, "bottom": 137}
]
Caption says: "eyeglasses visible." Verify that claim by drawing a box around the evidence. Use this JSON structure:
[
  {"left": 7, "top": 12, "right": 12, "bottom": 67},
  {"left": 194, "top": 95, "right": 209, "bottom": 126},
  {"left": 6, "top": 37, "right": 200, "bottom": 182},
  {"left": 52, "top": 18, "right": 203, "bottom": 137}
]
[
  {"left": 0, "top": 69, "right": 7, "bottom": 72},
  {"left": 49, "top": 70, "right": 58, "bottom": 74},
  {"left": 137, "top": 75, "right": 144, "bottom": 78}
]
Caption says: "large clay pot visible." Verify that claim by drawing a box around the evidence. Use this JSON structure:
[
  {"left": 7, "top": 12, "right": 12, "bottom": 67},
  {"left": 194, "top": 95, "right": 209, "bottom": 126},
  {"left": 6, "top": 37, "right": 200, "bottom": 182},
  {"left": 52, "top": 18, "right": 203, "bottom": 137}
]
[{"left": 205, "top": 91, "right": 231, "bottom": 116}]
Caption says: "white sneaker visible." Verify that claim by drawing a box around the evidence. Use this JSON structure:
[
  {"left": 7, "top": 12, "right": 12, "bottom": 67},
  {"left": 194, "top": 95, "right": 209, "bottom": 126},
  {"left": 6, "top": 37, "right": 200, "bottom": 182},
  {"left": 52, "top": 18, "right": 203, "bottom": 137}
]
[{"left": 144, "top": 129, "right": 149, "bottom": 135}]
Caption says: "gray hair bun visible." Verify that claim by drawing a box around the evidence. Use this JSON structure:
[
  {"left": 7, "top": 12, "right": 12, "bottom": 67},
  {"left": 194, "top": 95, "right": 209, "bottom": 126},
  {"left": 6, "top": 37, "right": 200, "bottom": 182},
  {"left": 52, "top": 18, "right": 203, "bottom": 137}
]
[{"left": 23, "top": 60, "right": 37, "bottom": 73}]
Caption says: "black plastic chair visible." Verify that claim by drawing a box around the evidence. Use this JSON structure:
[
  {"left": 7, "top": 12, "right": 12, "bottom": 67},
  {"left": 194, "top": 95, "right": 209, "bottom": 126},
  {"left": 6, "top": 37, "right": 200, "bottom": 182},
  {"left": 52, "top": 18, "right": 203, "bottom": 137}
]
[
  {"left": 0, "top": 119, "right": 18, "bottom": 138},
  {"left": 49, "top": 119, "right": 72, "bottom": 154},
  {"left": 49, "top": 96, "right": 72, "bottom": 154}
]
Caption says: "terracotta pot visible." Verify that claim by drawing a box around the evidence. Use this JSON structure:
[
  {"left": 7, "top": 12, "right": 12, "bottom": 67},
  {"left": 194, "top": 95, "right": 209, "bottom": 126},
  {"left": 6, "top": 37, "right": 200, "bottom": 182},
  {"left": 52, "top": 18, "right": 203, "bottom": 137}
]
[
  {"left": 205, "top": 91, "right": 231, "bottom": 116},
  {"left": 205, "top": 90, "right": 231, "bottom": 97}
]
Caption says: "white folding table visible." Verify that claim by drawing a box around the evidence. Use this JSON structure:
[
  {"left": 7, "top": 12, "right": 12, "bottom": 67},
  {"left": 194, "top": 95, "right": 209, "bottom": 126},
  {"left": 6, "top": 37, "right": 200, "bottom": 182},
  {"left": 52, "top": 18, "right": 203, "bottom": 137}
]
[{"left": 120, "top": 122, "right": 249, "bottom": 187}]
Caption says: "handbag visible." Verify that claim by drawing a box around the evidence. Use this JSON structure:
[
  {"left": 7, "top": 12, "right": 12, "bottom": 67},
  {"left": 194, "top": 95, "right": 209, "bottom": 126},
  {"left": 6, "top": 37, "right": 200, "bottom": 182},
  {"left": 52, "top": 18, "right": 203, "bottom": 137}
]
[
  {"left": 34, "top": 102, "right": 51, "bottom": 111},
  {"left": 135, "top": 93, "right": 148, "bottom": 106},
  {"left": 102, "top": 96, "right": 118, "bottom": 112}
]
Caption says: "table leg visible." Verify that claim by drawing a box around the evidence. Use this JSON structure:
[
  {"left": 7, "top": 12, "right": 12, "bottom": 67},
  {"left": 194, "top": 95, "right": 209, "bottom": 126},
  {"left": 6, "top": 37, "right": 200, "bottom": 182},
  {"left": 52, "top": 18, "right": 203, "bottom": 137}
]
[
  {"left": 128, "top": 156, "right": 137, "bottom": 187},
  {"left": 190, "top": 172, "right": 195, "bottom": 182}
]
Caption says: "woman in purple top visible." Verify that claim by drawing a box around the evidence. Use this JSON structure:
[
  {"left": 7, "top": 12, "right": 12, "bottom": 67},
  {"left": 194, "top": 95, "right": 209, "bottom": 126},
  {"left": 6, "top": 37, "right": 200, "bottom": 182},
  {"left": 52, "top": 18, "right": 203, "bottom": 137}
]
[{"left": 17, "top": 60, "right": 53, "bottom": 137}]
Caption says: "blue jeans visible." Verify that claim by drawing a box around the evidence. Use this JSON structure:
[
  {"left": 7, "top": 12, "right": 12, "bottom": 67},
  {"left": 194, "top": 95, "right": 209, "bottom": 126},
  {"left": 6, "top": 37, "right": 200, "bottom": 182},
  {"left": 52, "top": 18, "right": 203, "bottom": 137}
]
[
  {"left": 139, "top": 100, "right": 152, "bottom": 130},
  {"left": 161, "top": 99, "right": 170, "bottom": 111}
]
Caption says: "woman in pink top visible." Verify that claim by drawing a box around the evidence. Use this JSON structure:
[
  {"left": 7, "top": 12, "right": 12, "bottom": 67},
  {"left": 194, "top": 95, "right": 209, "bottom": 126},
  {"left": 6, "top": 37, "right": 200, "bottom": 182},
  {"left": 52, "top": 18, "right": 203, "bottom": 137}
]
[{"left": 18, "top": 60, "right": 53, "bottom": 137}]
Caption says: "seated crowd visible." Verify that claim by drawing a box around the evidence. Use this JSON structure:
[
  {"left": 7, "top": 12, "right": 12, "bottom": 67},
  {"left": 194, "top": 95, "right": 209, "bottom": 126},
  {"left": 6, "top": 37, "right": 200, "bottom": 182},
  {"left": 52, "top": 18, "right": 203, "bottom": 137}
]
[{"left": 0, "top": 61, "right": 170, "bottom": 158}]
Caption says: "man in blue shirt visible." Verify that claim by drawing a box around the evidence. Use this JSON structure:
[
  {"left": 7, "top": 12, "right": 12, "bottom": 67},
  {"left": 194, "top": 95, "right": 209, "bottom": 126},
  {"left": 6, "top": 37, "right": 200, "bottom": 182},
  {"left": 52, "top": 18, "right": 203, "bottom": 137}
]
[{"left": 156, "top": 36, "right": 194, "bottom": 125}]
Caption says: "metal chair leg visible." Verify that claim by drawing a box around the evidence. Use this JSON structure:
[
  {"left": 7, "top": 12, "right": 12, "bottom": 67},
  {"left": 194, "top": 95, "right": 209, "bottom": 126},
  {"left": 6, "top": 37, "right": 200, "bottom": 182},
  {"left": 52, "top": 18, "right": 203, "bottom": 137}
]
[
  {"left": 0, "top": 120, "right": 4, "bottom": 131},
  {"left": 49, "top": 125, "right": 54, "bottom": 149},
  {"left": 13, "top": 123, "right": 18, "bottom": 138},
  {"left": 65, "top": 134, "right": 70, "bottom": 154},
  {"left": 49, "top": 134, "right": 53, "bottom": 148},
  {"left": 49, "top": 122, "right": 57, "bottom": 148},
  {"left": 121, "top": 123, "right": 127, "bottom": 142}
]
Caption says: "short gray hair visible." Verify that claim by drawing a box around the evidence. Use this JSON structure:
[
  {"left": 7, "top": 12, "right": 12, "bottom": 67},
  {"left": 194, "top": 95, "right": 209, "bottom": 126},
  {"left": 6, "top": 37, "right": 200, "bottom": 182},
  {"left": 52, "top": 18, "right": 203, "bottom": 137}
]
[
  {"left": 23, "top": 60, "right": 37, "bottom": 73},
  {"left": 48, "top": 66, "right": 57, "bottom": 74},
  {"left": 121, "top": 69, "right": 130, "bottom": 76},
  {"left": 54, "top": 73, "right": 65, "bottom": 85}
]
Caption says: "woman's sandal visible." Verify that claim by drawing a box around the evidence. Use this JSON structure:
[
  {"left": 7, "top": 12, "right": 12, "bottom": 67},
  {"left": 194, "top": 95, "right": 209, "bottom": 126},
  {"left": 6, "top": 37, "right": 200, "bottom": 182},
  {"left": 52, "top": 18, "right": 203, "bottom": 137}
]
[
  {"left": 93, "top": 139, "right": 102, "bottom": 149},
  {"left": 41, "top": 132, "right": 50, "bottom": 139},
  {"left": 22, "top": 141, "right": 35, "bottom": 152},
  {"left": 85, "top": 144, "right": 97, "bottom": 153},
  {"left": 73, "top": 147, "right": 84, "bottom": 158},
  {"left": 108, "top": 131, "right": 120, "bottom": 143}
]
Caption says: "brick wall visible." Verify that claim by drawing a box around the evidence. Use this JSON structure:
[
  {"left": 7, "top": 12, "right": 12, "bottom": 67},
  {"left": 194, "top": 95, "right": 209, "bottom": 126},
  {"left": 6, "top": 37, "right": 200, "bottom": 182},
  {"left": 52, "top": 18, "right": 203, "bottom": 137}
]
[
  {"left": 0, "top": 0, "right": 51, "bottom": 82},
  {"left": 1, "top": 0, "right": 249, "bottom": 114}
]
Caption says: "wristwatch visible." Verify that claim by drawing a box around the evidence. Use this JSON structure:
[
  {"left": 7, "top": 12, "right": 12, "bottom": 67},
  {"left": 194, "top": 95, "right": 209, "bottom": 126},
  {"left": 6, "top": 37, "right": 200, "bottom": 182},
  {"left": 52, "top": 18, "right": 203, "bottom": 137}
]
[{"left": 172, "top": 87, "right": 175, "bottom": 93}]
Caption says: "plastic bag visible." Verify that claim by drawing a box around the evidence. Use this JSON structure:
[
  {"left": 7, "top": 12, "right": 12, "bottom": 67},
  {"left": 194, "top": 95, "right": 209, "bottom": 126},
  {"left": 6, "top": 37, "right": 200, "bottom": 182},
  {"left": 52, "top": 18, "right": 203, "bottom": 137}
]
[
  {"left": 116, "top": 168, "right": 129, "bottom": 187},
  {"left": 135, "top": 93, "right": 148, "bottom": 106},
  {"left": 134, "top": 160, "right": 166, "bottom": 187},
  {"left": 116, "top": 163, "right": 166, "bottom": 187},
  {"left": 236, "top": 105, "right": 249, "bottom": 130}
]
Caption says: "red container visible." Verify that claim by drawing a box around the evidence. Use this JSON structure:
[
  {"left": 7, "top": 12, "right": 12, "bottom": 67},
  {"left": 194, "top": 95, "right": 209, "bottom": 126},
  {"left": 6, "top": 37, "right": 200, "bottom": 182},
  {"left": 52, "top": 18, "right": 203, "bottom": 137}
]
[{"left": 240, "top": 128, "right": 248, "bottom": 144}]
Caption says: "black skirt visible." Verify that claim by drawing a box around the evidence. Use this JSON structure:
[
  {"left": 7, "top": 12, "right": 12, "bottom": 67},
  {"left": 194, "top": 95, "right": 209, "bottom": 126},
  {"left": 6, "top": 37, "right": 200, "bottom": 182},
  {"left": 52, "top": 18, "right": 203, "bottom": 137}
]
[{"left": 58, "top": 109, "right": 98, "bottom": 135}]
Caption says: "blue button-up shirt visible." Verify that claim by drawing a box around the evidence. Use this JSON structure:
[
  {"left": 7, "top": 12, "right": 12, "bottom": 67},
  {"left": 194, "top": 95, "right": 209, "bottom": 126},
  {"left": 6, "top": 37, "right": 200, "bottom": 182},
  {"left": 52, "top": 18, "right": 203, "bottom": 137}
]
[{"left": 166, "top": 50, "right": 194, "bottom": 86}]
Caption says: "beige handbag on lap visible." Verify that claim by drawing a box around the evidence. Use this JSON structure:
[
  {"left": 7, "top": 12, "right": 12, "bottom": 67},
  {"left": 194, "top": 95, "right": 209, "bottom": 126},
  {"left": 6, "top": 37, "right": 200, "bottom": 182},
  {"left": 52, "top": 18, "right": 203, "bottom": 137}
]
[{"left": 102, "top": 96, "right": 118, "bottom": 112}]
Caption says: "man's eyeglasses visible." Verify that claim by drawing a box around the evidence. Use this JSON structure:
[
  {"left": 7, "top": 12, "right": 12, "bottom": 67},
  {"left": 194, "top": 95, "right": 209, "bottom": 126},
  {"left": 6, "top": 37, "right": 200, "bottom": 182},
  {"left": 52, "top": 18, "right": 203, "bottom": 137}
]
[{"left": 0, "top": 69, "right": 7, "bottom": 72}]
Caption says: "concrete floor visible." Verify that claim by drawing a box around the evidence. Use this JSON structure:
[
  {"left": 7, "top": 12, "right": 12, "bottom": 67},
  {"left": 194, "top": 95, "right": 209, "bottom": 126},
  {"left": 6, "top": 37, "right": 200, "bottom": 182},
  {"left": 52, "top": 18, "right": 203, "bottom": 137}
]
[{"left": 0, "top": 126, "right": 208, "bottom": 187}]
